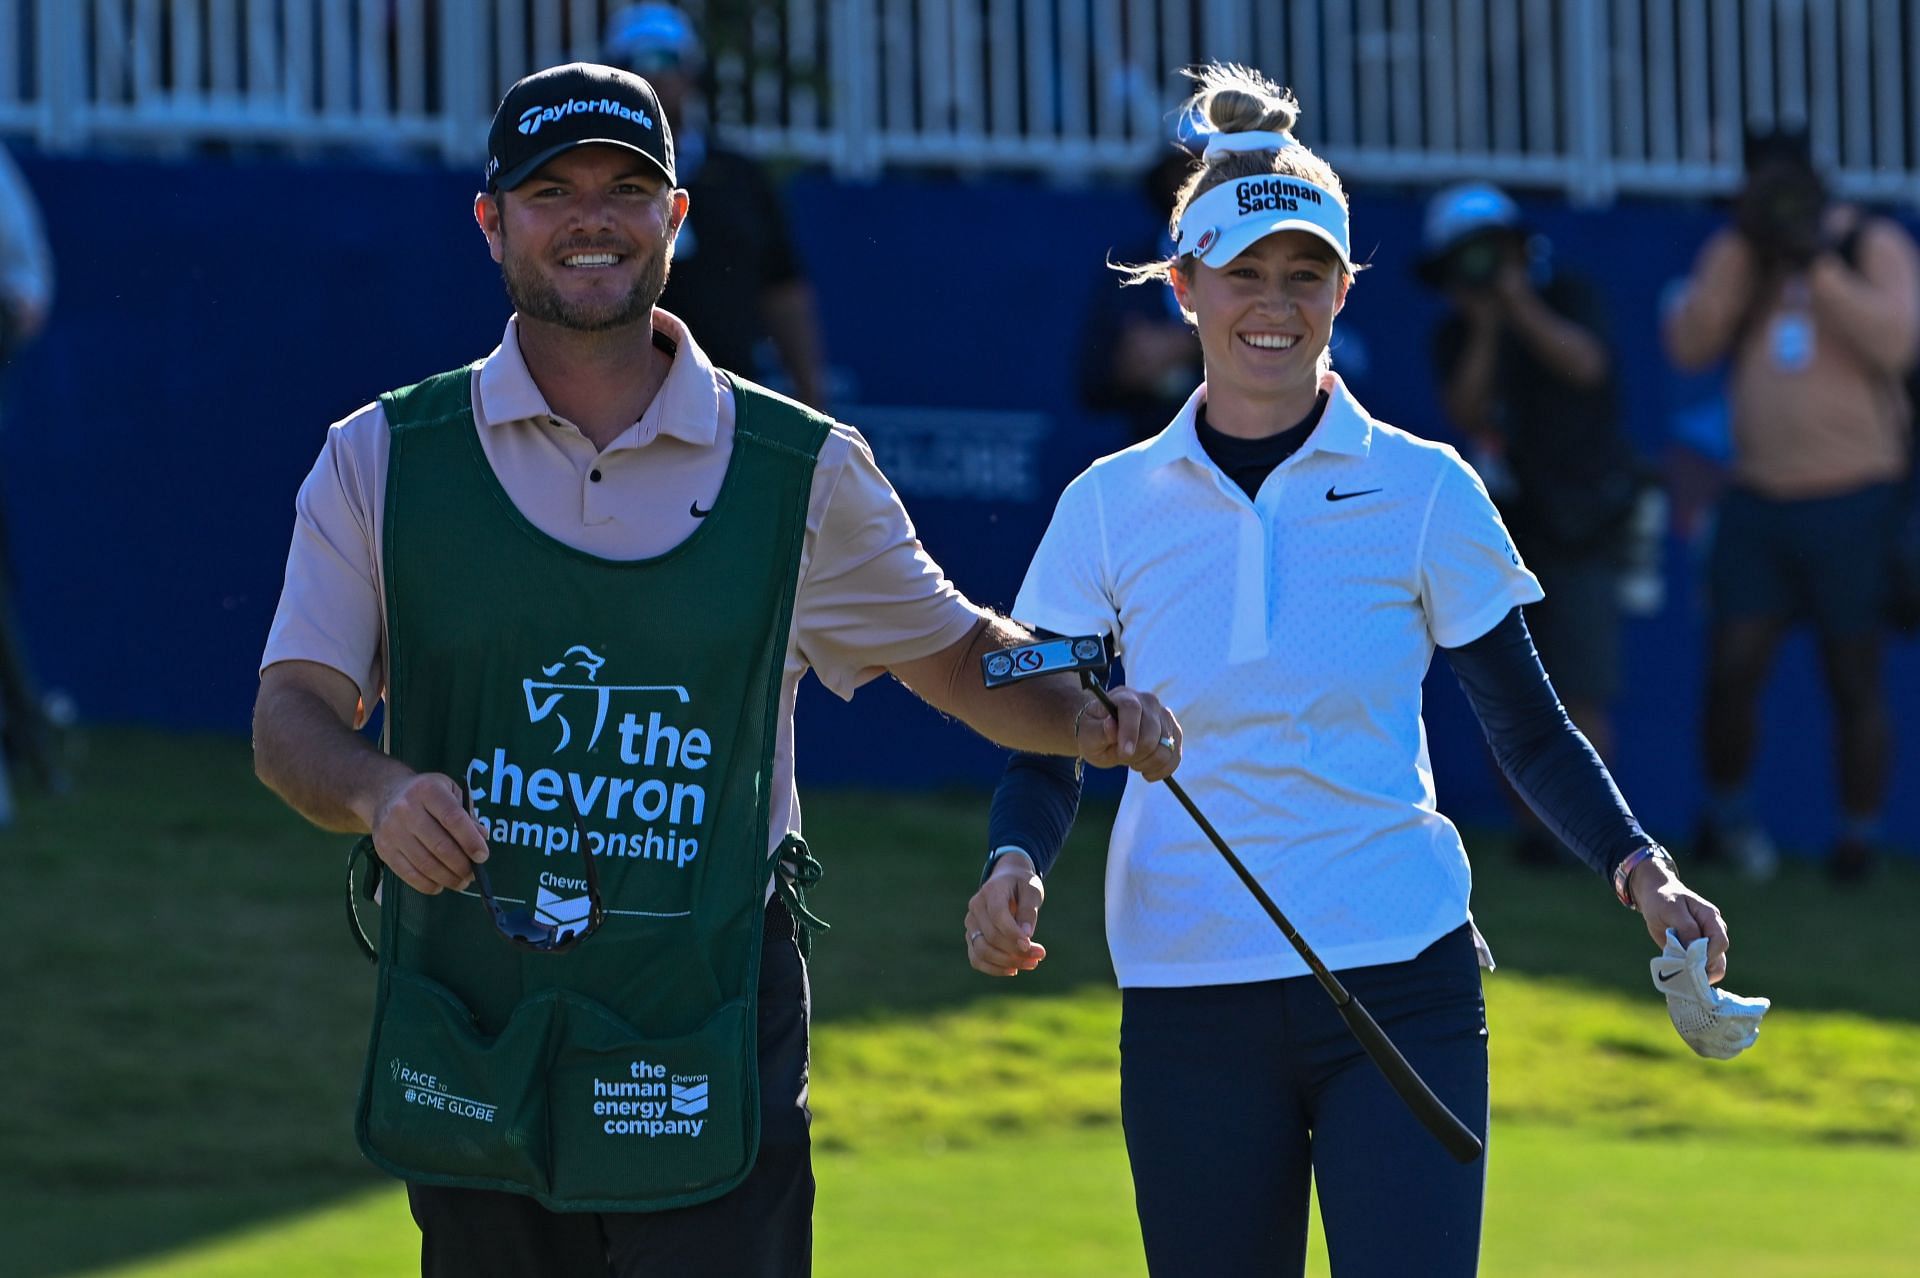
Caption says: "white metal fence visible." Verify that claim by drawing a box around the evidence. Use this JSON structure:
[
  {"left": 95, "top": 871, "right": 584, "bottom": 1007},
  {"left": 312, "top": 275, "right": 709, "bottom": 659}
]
[{"left": 2, "top": 0, "right": 1919, "bottom": 203}]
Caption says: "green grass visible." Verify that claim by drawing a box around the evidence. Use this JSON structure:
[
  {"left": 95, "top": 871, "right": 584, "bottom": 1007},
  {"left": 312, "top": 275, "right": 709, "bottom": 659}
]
[
  {"left": 809, "top": 978, "right": 1920, "bottom": 1155},
  {"left": 6, "top": 730, "right": 1919, "bottom": 1276},
  {"left": 820, "top": 1124, "right": 1920, "bottom": 1278},
  {"left": 49, "top": 1128, "right": 1920, "bottom": 1277}
]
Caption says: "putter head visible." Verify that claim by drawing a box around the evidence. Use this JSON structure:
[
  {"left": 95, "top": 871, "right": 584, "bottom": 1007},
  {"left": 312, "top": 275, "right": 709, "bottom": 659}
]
[{"left": 981, "top": 635, "right": 1110, "bottom": 688}]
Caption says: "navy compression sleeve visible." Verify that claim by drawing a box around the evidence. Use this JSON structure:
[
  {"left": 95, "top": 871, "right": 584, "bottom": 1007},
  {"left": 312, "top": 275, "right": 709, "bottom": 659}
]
[
  {"left": 985, "top": 750, "right": 1083, "bottom": 879},
  {"left": 1443, "top": 607, "right": 1651, "bottom": 879}
]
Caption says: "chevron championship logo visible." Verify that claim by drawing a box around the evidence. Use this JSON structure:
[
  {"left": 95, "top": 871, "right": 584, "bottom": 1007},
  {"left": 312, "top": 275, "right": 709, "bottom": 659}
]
[{"left": 465, "top": 645, "right": 714, "bottom": 870}]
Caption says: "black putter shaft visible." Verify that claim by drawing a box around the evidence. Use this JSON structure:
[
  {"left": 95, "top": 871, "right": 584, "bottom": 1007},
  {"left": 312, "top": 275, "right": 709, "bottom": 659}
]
[{"left": 1085, "top": 677, "right": 1483, "bottom": 1165}]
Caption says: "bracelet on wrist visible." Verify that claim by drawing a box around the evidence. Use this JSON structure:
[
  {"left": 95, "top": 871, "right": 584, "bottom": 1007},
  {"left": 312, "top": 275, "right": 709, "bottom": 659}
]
[
  {"left": 1612, "top": 842, "right": 1675, "bottom": 909},
  {"left": 1070, "top": 697, "right": 1097, "bottom": 751},
  {"left": 981, "top": 845, "right": 1035, "bottom": 884}
]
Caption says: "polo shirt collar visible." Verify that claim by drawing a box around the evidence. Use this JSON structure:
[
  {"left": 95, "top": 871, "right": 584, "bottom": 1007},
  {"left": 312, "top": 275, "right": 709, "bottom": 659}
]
[
  {"left": 474, "top": 310, "right": 721, "bottom": 448},
  {"left": 1142, "top": 371, "right": 1374, "bottom": 472},
  {"left": 1138, "top": 384, "right": 1212, "bottom": 471},
  {"left": 1308, "top": 373, "right": 1375, "bottom": 457}
]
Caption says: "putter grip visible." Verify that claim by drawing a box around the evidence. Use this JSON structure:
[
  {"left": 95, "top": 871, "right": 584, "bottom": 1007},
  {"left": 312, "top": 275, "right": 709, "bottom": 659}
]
[{"left": 1336, "top": 995, "right": 1484, "bottom": 1164}]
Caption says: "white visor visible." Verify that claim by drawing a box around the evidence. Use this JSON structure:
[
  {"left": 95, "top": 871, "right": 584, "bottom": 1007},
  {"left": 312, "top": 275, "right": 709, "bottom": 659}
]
[{"left": 1173, "top": 174, "right": 1352, "bottom": 273}]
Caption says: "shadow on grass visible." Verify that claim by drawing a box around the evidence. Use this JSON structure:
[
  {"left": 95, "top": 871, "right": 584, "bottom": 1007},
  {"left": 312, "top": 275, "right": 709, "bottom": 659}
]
[
  {"left": 5, "top": 731, "right": 1912, "bottom": 1276},
  {"left": 4, "top": 1182, "right": 396, "bottom": 1278},
  {"left": 2, "top": 732, "right": 395, "bottom": 1277}
]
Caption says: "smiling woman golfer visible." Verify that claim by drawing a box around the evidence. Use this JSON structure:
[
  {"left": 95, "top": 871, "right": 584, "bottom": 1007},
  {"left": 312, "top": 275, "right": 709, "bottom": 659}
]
[{"left": 964, "top": 65, "right": 1739, "bottom": 1277}]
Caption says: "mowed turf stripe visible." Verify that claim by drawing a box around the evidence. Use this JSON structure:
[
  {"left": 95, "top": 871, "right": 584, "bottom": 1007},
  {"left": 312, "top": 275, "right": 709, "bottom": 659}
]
[
  {"left": 58, "top": 1125, "right": 1920, "bottom": 1278},
  {"left": 807, "top": 979, "right": 1920, "bottom": 1155}
]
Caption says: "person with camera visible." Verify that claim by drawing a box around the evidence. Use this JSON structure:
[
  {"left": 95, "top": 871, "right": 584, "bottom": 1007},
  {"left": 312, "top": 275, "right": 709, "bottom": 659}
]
[
  {"left": 1424, "top": 183, "right": 1642, "bottom": 866},
  {"left": 602, "top": 3, "right": 829, "bottom": 410},
  {"left": 1664, "top": 129, "right": 1920, "bottom": 884},
  {"left": 0, "top": 142, "right": 64, "bottom": 815}
]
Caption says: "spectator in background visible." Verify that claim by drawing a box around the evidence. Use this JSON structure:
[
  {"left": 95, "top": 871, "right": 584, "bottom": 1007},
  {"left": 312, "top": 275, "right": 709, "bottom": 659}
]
[
  {"left": 0, "top": 147, "right": 50, "bottom": 355},
  {"left": 0, "top": 143, "right": 64, "bottom": 813},
  {"left": 603, "top": 3, "right": 829, "bottom": 409},
  {"left": 1423, "top": 183, "right": 1642, "bottom": 867},
  {"left": 1657, "top": 274, "right": 1736, "bottom": 547},
  {"left": 1663, "top": 128, "right": 1920, "bottom": 883},
  {"left": 1078, "top": 150, "right": 1203, "bottom": 443}
]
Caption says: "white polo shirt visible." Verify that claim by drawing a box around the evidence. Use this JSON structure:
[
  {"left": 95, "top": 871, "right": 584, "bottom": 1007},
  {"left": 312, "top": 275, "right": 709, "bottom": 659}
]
[{"left": 1013, "top": 373, "right": 1542, "bottom": 988}]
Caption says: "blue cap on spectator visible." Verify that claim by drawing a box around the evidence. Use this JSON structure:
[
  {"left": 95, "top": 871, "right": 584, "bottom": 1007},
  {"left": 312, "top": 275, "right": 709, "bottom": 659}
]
[
  {"left": 1416, "top": 182, "right": 1524, "bottom": 286},
  {"left": 605, "top": 4, "right": 703, "bottom": 74},
  {"left": 1420, "top": 182, "right": 1521, "bottom": 257}
]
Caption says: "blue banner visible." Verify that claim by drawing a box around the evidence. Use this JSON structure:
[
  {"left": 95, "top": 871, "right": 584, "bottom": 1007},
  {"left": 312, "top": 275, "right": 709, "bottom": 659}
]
[{"left": 6, "top": 151, "right": 1914, "bottom": 854}]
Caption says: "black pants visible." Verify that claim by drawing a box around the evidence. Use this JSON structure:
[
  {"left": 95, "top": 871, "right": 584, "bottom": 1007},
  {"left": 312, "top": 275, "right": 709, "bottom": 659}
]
[
  {"left": 1120, "top": 925, "right": 1490, "bottom": 1278},
  {"left": 407, "top": 901, "right": 814, "bottom": 1278}
]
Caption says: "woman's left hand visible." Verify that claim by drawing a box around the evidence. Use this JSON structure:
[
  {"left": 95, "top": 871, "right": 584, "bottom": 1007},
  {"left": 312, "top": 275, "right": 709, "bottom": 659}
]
[
  {"left": 1075, "top": 687, "right": 1182, "bottom": 782},
  {"left": 1629, "top": 860, "right": 1730, "bottom": 984}
]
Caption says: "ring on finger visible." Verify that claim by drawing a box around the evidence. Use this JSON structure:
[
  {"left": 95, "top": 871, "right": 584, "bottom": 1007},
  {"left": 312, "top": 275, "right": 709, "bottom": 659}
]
[
  {"left": 1157, "top": 734, "right": 1176, "bottom": 750},
  {"left": 967, "top": 929, "right": 985, "bottom": 944}
]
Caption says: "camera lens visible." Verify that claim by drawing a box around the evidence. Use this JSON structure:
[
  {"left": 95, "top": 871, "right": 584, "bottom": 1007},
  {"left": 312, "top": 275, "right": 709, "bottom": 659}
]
[{"left": 1447, "top": 236, "right": 1502, "bottom": 289}]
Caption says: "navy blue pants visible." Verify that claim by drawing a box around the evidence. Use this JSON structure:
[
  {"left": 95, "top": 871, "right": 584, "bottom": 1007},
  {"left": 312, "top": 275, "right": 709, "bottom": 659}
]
[
  {"left": 1709, "top": 482, "right": 1901, "bottom": 635},
  {"left": 406, "top": 900, "right": 814, "bottom": 1278},
  {"left": 1120, "top": 925, "right": 1489, "bottom": 1277}
]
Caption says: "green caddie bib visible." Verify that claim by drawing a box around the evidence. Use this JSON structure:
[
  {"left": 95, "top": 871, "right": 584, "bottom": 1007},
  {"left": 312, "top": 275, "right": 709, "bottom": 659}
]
[{"left": 352, "top": 362, "right": 829, "bottom": 1212}]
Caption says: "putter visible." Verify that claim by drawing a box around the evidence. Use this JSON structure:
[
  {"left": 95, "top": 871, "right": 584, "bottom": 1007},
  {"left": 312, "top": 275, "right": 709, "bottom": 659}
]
[{"left": 983, "top": 636, "right": 1484, "bottom": 1165}]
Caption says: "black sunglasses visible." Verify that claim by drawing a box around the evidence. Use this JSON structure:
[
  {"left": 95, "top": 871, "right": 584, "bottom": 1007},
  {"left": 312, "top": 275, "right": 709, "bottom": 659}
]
[{"left": 462, "top": 768, "right": 604, "bottom": 953}]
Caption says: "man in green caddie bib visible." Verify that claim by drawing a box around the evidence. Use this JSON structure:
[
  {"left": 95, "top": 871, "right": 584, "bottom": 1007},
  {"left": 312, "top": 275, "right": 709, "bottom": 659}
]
[{"left": 253, "top": 62, "right": 1181, "bottom": 1278}]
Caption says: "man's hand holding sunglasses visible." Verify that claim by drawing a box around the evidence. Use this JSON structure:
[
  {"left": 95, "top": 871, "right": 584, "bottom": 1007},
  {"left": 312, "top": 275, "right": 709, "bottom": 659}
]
[{"left": 369, "top": 771, "right": 491, "bottom": 895}]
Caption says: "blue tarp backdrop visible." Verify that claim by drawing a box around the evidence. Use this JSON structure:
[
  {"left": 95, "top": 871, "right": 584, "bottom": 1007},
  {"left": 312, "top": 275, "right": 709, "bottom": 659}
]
[{"left": 6, "top": 150, "right": 1916, "bottom": 855}]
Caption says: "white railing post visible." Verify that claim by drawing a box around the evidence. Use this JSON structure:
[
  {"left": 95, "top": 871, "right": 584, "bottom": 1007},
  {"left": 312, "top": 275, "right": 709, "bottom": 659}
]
[
  {"left": 1199, "top": 0, "right": 1249, "bottom": 62},
  {"left": 440, "top": 2, "right": 486, "bottom": 170},
  {"left": 8, "top": 0, "right": 1920, "bottom": 203},
  {"left": 829, "top": 0, "right": 879, "bottom": 180},
  {"left": 34, "top": 0, "right": 85, "bottom": 150},
  {"left": 0, "top": 2, "right": 14, "bottom": 114},
  {"left": 1564, "top": 0, "right": 1611, "bottom": 204}
]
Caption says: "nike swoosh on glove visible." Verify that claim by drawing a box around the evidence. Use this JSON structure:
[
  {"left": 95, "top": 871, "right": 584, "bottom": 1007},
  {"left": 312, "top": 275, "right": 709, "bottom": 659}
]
[{"left": 1651, "top": 929, "right": 1770, "bottom": 1060}]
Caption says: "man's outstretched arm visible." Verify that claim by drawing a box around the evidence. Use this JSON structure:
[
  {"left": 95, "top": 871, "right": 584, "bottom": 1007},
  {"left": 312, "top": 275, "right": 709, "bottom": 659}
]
[
  {"left": 888, "top": 614, "right": 1180, "bottom": 780},
  {"left": 253, "top": 660, "right": 488, "bottom": 894}
]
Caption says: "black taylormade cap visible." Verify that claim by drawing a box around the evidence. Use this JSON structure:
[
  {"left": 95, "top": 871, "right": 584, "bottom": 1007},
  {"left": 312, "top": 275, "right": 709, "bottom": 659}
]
[{"left": 486, "top": 62, "right": 675, "bottom": 192}]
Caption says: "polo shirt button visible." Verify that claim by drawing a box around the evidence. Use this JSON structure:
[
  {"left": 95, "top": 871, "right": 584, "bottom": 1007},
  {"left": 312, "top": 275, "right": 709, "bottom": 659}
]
[{"left": 589, "top": 469, "right": 603, "bottom": 482}]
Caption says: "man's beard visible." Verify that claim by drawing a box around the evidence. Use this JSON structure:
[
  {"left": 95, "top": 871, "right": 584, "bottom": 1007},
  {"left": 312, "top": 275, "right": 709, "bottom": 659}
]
[{"left": 500, "top": 234, "right": 671, "bottom": 333}]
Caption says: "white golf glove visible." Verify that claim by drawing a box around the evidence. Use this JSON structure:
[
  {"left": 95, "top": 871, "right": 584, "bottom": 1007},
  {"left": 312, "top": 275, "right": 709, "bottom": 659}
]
[{"left": 1650, "top": 929, "right": 1770, "bottom": 1060}]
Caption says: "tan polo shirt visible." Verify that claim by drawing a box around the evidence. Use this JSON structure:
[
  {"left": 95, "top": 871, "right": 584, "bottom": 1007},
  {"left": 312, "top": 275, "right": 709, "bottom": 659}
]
[
  {"left": 1725, "top": 290, "right": 1909, "bottom": 498},
  {"left": 262, "top": 311, "right": 984, "bottom": 854},
  {"left": 1677, "top": 217, "right": 1920, "bottom": 498}
]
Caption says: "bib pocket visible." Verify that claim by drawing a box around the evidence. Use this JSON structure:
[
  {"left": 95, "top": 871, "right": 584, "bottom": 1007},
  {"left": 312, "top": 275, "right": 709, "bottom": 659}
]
[
  {"left": 545, "top": 993, "right": 756, "bottom": 1206},
  {"left": 356, "top": 969, "right": 758, "bottom": 1210},
  {"left": 358, "top": 967, "right": 552, "bottom": 1194}
]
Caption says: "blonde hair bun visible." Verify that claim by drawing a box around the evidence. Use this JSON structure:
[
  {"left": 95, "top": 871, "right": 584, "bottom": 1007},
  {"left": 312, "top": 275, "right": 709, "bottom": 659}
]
[{"left": 1191, "top": 63, "right": 1301, "bottom": 140}]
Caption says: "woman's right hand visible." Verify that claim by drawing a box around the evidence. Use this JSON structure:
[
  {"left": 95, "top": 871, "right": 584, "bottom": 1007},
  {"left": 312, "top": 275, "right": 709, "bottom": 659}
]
[{"left": 1629, "top": 860, "right": 1730, "bottom": 985}]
